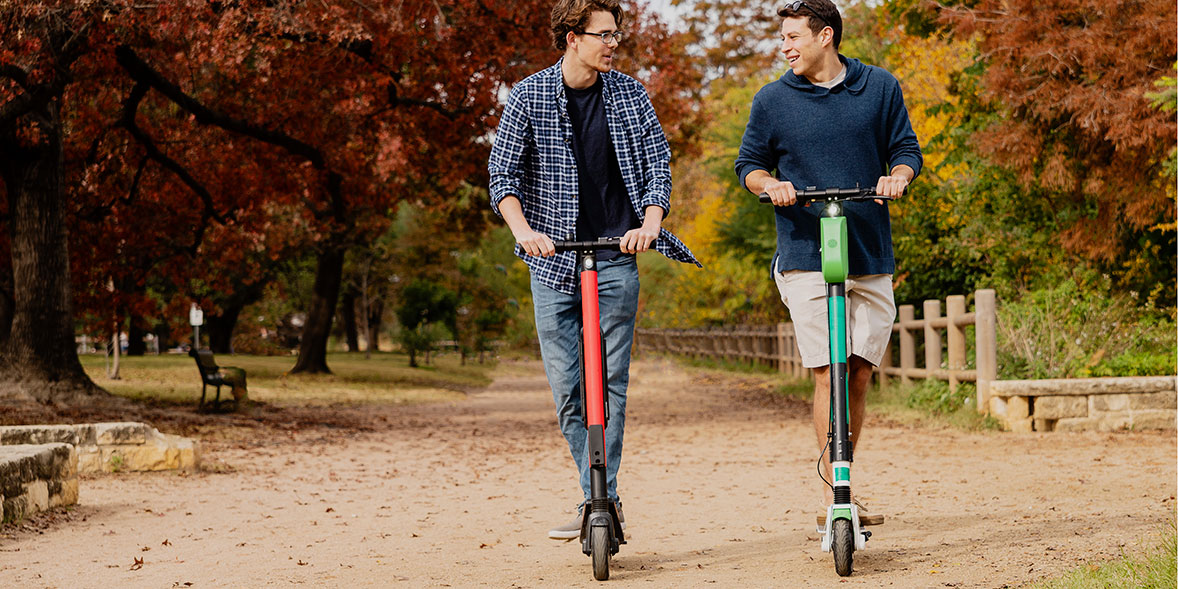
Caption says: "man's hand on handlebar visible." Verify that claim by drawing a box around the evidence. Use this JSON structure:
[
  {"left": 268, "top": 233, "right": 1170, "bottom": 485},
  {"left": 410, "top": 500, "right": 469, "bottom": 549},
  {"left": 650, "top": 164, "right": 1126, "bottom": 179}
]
[
  {"left": 515, "top": 228, "right": 556, "bottom": 257},
  {"left": 875, "top": 174, "right": 909, "bottom": 200},
  {"left": 763, "top": 179, "right": 798, "bottom": 207},
  {"left": 620, "top": 225, "right": 659, "bottom": 254}
]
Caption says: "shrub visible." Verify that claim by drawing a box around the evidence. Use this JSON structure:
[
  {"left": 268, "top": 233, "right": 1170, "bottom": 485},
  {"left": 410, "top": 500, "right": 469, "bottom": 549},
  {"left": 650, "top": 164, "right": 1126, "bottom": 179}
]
[{"left": 997, "top": 278, "right": 1176, "bottom": 379}]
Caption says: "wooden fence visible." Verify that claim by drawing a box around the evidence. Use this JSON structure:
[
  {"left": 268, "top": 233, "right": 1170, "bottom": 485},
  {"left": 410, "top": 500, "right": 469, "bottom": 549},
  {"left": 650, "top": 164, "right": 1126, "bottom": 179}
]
[{"left": 636, "top": 289, "right": 999, "bottom": 412}]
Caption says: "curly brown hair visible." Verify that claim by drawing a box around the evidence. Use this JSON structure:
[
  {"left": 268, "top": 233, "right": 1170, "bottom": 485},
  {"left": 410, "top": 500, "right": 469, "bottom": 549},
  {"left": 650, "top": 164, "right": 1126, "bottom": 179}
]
[{"left": 550, "top": 0, "right": 625, "bottom": 52}]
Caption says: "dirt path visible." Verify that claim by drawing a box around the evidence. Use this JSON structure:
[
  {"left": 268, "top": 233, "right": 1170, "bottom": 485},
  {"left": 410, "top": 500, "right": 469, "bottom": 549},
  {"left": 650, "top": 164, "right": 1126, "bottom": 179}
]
[{"left": 2, "top": 358, "right": 1175, "bottom": 588}]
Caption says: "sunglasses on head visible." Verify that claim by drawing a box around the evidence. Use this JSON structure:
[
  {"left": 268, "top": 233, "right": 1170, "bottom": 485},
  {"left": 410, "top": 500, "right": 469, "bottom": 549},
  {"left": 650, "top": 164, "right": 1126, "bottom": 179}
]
[{"left": 779, "top": 1, "right": 829, "bottom": 27}]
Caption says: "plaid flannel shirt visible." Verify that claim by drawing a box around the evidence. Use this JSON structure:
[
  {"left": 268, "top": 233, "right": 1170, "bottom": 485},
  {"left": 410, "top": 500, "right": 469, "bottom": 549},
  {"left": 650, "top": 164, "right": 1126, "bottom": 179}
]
[{"left": 488, "top": 59, "right": 700, "bottom": 295}]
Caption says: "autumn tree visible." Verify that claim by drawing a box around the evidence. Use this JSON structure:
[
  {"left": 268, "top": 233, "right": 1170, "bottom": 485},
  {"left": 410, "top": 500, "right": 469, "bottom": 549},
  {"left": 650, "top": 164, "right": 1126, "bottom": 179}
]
[
  {"left": 0, "top": 1, "right": 116, "bottom": 402},
  {"left": 940, "top": 0, "right": 1176, "bottom": 296},
  {"left": 1, "top": 0, "right": 706, "bottom": 406}
]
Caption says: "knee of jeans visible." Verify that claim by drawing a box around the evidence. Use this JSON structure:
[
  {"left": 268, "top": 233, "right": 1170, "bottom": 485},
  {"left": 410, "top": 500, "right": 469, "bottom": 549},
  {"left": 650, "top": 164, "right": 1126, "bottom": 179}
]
[{"left": 607, "top": 396, "right": 626, "bottom": 420}]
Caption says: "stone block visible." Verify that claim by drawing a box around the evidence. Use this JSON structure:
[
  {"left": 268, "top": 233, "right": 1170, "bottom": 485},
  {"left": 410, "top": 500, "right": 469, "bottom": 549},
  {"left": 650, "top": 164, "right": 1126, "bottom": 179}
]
[
  {"left": 1008, "top": 396, "right": 1030, "bottom": 420},
  {"left": 1034, "top": 418, "right": 1056, "bottom": 432},
  {"left": 1092, "top": 394, "right": 1130, "bottom": 412},
  {"left": 54, "top": 477, "right": 79, "bottom": 507},
  {"left": 1130, "top": 410, "right": 1177, "bottom": 431},
  {"left": 0, "top": 443, "right": 77, "bottom": 523},
  {"left": 1096, "top": 412, "right": 1133, "bottom": 431},
  {"left": 3, "top": 493, "right": 27, "bottom": 523},
  {"left": 77, "top": 449, "right": 103, "bottom": 474},
  {"left": 1129, "top": 392, "right": 1178, "bottom": 410},
  {"left": 95, "top": 422, "right": 148, "bottom": 446},
  {"left": 989, "top": 396, "right": 1008, "bottom": 418},
  {"left": 1055, "top": 417, "right": 1100, "bottom": 432},
  {"left": 160, "top": 433, "right": 200, "bottom": 471},
  {"left": 1007, "top": 417, "right": 1033, "bottom": 432},
  {"left": 1034, "top": 395, "right": 1088, "bottom": 420},
  {"left": 0, "top": 425, "right": 79, "bottom": 446},
  {"left": 24, "top": 480, "right": 48, "bottom": 512}
]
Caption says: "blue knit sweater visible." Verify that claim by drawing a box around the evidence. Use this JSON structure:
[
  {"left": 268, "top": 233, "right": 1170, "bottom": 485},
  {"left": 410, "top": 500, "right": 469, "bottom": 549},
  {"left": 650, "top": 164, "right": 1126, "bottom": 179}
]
[{"left": 734, "top": 56, "right": 923, "bottom": 275}]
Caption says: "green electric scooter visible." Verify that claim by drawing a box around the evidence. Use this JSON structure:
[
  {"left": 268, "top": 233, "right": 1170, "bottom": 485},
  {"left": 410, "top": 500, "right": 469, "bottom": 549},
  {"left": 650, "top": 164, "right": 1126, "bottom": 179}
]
[{"left": 761, "top": 186, "right": 894, "bottom": 576}]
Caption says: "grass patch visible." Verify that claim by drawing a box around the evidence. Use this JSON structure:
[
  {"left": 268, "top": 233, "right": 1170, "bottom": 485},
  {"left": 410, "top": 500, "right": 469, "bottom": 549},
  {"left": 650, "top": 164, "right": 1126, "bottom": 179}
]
[
  {"left": 871, "top": 379, "right": 1002, "bottom": 431},
  {"left": 659, "top": 353, "right": 1000, "bottom": 429},
  {"left": 1029, "top": 524, "right": 1176, "bottom": 589},
  {"left": 81, "top": 351, "right": 497, "bottom": 406}
]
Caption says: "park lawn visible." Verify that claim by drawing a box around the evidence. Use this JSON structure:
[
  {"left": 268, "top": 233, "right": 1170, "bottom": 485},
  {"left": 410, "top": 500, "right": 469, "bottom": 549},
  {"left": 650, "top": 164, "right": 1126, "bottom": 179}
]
[{"left": 80, "top": 352, "right": 497, "bottom": 406}]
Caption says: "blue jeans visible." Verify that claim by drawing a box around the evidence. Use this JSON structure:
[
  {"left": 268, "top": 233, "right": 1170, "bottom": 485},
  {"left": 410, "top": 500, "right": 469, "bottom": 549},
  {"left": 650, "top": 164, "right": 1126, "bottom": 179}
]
[{"left": 531, "top": 255, "right": 639, "bottom": 503}]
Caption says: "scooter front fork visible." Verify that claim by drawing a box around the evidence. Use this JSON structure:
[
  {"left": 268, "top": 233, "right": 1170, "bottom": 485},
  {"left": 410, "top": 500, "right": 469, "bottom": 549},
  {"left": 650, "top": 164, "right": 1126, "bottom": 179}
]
[
  {"left": 581, "top": 462, "right": 624, "bottom": 555},
  {"left": 820, "top": 281, "right": 868, "bottom": 551}
]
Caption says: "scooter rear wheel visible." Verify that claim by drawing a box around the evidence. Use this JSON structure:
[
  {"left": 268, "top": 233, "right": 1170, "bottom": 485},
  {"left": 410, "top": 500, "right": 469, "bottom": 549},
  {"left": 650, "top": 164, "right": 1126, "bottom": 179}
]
[
  {"left": 832, "top": 518, "right": 853, "bottom": 576},
  {"left": 591, "top": 525, "right": 610, "bottom": 580}
]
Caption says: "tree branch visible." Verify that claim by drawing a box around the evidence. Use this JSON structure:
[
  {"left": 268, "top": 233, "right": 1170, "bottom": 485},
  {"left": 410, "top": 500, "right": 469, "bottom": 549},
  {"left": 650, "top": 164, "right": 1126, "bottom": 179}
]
[
  {"left": 0, "top": 64, "right": 30, "bottom": 88},
  {"left": 118, "top": 81, "right": 228, "bottom": 225},
  {"left": 387, "top": 83, "right": 468, "bottom": 120},
  {"left": 115, "top": 45, "right": 329, "bottom": 169},
  {"left": 114, "top": 44, "right": 352, "bottom": 224}
]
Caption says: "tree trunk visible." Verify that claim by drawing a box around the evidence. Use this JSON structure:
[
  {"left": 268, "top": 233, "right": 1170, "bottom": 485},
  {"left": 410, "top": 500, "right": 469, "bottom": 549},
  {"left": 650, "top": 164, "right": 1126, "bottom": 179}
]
[
  {"left": 291, "top": 246, "right": 345, "bottom": 374},
  {"left": 0, "top": 269, "right": 13, "bottom": 349},
  {"left": 154, "top": 323, "right": 170, "bottom": 355},
  {"left": 126, "top": 317, "right": 147, "bottom": 356},
  {"left": 206, "top": 303, "right": 242, "bottom": 354},
  {"left": 107, "top": 326, "right": 122, "bottom": 380},
  {"left": 0, "top": 99, "right": 104, "bottom": 403},
  {"left": 339, "top": 288, "right": 359, "bottom": 352},
  {"left": 367, "top": 297, "right": 384, "bottom": 356}
]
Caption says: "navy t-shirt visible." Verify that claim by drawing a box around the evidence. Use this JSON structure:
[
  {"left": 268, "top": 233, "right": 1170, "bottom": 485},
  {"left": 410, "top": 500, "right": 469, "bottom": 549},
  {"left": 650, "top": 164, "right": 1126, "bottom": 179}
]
[{"left": 565, "top": 77, "right": 639, "bottom": 259}]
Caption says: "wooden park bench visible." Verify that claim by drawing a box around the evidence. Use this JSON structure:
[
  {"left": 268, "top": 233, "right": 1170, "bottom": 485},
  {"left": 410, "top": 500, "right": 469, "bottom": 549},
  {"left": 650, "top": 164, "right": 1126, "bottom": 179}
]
[{"left": 189, "top": 349, "right": 248, "bottom": 410}]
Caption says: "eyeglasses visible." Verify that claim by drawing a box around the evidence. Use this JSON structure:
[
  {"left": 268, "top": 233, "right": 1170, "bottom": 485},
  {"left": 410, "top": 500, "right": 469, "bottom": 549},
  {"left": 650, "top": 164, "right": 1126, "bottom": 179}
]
[
  {"left": 779, "top": 1, "right": 829, "bottom": 27},
  {"left": 577, "top": 30, "right": 625, "bottom": 45}
]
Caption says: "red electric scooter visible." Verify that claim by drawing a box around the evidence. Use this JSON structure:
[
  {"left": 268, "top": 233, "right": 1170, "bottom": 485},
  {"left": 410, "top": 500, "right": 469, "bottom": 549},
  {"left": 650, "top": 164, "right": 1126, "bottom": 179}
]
[{"left": 551, "top": 237, "right": 627, "bottom": 581}]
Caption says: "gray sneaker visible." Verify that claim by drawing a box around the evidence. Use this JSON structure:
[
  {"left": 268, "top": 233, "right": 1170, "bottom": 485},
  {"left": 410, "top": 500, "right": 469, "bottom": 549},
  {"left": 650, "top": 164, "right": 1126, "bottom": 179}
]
[
  {"left": 547, "top": 503, "right": 627, "bottom": 540},
  {"left": 548, "top": 505, "right": 584, "bottom": 540}
]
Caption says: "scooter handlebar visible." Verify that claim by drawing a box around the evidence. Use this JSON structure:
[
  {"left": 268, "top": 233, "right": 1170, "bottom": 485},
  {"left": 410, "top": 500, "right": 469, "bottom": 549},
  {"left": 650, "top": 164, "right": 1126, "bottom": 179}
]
[
  {"left": 758, "top": 186, "right": 901, "bottom": 204},
  {"left": 551, "top": 237, "right": 624, "bottom": 253}
]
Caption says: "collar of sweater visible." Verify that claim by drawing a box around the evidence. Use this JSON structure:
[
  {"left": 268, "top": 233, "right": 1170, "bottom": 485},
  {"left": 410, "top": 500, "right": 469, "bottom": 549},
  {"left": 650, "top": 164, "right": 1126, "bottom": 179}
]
[{"left": 781, "top": 55, "right": 870, "bottom": 95}]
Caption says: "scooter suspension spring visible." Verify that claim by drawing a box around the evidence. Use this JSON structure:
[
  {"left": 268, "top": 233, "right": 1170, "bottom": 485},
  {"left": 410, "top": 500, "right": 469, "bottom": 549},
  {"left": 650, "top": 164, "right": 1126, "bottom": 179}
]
[{"left": 834, "top": 487, "right": 851, "bottom": 504}]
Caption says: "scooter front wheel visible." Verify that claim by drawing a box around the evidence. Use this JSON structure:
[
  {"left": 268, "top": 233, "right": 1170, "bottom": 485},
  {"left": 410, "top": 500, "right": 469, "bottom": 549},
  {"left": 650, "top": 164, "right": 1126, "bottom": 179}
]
[
  {"left": 591, "top": 525, "right": 610, "bottom": 580},
  {"left": 832, "top": 518, "right": 853, "bottom": 576}
]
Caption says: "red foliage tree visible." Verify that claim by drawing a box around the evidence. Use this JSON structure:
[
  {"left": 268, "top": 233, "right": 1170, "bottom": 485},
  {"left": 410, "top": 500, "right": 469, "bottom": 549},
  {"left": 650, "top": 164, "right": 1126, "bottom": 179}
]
[
  {"left": 942, "top": 0, "right": 1177, "bottom": 261},
  {"left": 2, "top": 0, "right": 704, "bottom": 402}
]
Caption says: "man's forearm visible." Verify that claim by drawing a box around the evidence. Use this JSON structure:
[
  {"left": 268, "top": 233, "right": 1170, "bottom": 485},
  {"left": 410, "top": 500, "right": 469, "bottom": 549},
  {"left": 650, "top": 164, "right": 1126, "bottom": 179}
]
[
  {"left": 497, "top": 196, "right": 533, "bottom": 238},
  {"left": 642, "top": 205, "right": 664, "bottom": 229},
  {"left": 890, "top": 164, "right": 915, "bottom": 182},
  {"left": 743, "top": 169, "right": 775, "bottom": 194}
]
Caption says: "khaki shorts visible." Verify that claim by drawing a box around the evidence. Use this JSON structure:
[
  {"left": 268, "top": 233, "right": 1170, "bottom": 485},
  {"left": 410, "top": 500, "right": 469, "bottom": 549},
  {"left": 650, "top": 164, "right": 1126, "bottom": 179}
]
[{"left": 774, "top": 270, "right": 896, "bottom": 368}]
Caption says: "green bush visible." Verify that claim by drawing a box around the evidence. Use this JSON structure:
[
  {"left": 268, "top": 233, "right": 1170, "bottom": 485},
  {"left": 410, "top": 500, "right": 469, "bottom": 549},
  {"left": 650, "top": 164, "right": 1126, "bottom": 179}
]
[
  {"left": 997, "top": 278, "right": 1176, "bottom": 379},
  {"left": 905, "top": 379, "right": 975, "bottom": 415}
]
